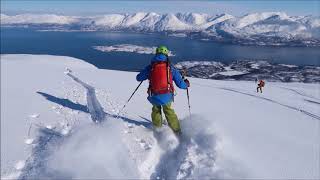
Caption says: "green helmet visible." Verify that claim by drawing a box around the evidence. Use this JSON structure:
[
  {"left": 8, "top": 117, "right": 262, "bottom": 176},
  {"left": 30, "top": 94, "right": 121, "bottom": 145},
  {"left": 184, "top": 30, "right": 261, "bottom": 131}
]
[{"left": 156, "top": 45, "right": 169, "bottom": 56}]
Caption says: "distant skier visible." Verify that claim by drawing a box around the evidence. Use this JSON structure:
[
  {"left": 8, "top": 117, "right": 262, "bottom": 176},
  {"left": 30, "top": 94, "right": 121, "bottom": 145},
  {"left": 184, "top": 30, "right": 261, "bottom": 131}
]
[
  {"left": 257, "top": 80, "right": 265, "bottom": 93},
  {"left": 136, "top": 46, "right": 190, "bottom": 135}
]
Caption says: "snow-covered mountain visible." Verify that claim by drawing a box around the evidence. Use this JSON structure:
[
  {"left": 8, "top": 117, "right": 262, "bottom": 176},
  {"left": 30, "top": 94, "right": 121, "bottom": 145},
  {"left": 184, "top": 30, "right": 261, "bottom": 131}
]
[
  {"left": 1, "top": 54, "right": 319, "bottom": 179},
  {"left": 213, "top": 12, "right": 320, "bottom": 44},
  {"left": 1, "top": 12, "right": 319, "bottom": 46},
  {"left": 0, "top": 13, "right": 78, "bottom": 25}
]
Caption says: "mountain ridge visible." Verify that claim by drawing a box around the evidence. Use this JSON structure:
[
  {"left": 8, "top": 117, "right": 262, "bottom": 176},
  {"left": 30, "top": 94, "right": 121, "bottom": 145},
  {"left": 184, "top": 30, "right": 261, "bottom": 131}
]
[{"left": 1, "top": 12, "right": 319, "bottom": 46}]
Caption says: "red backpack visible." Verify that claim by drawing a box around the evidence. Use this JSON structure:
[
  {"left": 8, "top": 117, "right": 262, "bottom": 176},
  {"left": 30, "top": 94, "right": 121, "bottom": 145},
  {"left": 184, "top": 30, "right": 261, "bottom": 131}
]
[{"left": 148, "top": 61, "right": 174, "bottom": 95}]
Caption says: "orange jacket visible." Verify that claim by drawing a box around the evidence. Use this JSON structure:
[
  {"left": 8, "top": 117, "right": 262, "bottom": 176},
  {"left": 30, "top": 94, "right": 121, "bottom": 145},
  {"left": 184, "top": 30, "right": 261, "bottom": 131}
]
[{"left": 258, "top": 80, "right": 265, "bottom": 87}]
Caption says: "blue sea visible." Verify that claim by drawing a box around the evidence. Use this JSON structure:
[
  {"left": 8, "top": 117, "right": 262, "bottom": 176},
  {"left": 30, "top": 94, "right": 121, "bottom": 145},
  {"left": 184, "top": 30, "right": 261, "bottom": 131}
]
[{"left": 1, "top": 27, "right": 319, "bottom": 71}]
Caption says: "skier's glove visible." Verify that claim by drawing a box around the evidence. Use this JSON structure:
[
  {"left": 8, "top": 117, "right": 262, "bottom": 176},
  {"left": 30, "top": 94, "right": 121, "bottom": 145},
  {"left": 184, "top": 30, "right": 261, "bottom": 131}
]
[{"left": 184, "top": 79, "right": 190, "bottom": 87}]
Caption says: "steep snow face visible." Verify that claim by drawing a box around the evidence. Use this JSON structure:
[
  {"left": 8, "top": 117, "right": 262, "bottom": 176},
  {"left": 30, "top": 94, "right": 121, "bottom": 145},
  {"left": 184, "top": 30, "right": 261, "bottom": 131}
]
[
  {"left": 92, "top": 14, "right": 125, "bottom": 28},
  {"left": 154, "top": 13, "right": 192, "bottom": 31},
  {"left": 242, "top": 17, "right": 309, "bottom": 38},
  {"left": 135, "top": 12, "right": 162, "bottom": 31},
  {"left": 301, "top": 16, "right": 320, "bottom": 38},
  {"left": 303, "top": 17, "right": 320, "bottom": 28},
  {"left": 232, "top": 12, "right": 290, "bottom": 29},
  {"left": 1, "top": 54, "right": 319, "bottom": 179},
  {"left": 1, "top": 12, "right": 320, "bottom": 45},
  {"left": 202, "top": 13, "right": 234, "bottom": 29},
  {"left": 252, "top": 15, "right": 312, "bottom": 38},
  {"left": 121, "top": 12, "right": 148, "bottom": 27},
  {"left": 176, "top": 13, "right": 209, "bottom": 25}
]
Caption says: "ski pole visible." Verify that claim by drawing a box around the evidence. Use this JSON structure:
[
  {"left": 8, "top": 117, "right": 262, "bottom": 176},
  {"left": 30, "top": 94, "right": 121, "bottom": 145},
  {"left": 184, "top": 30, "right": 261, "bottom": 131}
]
[
  {"left": 186, "top": 87, "right": 191, "bottom": 118},
  {"left": 116, "top": 81, "right": 143, "bottom": 118},
  {"left": 181, "top": 67, "right": 192, "bottom": 118}
]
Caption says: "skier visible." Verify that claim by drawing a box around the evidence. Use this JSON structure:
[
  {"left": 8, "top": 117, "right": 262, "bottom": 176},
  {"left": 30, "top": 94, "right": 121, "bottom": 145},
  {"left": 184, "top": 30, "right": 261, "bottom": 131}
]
[
  {"left": 257, "top": 79, "right": 265, "bottom": 93},
  {"left": 136, "top": 46, "right": 190, "bottom": 135}
]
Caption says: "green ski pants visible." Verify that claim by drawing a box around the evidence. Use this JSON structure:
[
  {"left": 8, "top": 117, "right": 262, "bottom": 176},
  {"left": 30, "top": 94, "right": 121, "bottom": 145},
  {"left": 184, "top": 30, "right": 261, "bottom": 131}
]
[{"left": 151, "top": 102, "right": 181, "bottom": 133}]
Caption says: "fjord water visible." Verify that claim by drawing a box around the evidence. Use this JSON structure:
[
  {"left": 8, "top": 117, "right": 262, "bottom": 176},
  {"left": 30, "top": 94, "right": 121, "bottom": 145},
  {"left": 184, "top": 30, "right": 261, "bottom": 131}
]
[{"left": 1, "top": 27, "right": 319, "bottom": 71}]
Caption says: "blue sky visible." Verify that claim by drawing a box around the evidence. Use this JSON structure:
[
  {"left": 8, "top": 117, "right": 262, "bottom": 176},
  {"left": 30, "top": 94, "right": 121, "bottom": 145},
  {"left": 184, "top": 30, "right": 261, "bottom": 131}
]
[{"left": 1, "top": 0, "right": 319, "bottom": 16}]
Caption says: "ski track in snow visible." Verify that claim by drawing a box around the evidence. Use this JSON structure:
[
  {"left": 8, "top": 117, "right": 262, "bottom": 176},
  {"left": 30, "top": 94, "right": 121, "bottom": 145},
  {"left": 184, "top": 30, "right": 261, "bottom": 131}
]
[
  {"left": 66, "top": 73, "right": 106, "bottom": 123},
  {"left": 278, "top": 86, "right": 320, "bottom": 102},
  {"left": 219, "top": 87, "right": 320, "bottom": 121},
  {"left": 150, "top": 130, "right": 191, "bottom": 179},
  {"left": 149, "top": 116, "right": 224, "bottom": 180},
  {"left": 19, "top": 127, "right": 68, "bottom": 179},
  {"left": 66, "top": 72, "right": 151, "bottom": 128},
  {"left": 193, "top": 82, "right": 320, "bottom": 121},
  {"left": 304, "top": 99, "right": 320, "bottom": 105}
]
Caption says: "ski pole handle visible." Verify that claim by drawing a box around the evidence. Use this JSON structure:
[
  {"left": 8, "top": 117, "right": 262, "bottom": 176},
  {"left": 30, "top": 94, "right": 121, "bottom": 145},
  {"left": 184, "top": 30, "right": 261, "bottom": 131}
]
[{"left": 181, "top": 68, "right": 187, "bottom": 79}]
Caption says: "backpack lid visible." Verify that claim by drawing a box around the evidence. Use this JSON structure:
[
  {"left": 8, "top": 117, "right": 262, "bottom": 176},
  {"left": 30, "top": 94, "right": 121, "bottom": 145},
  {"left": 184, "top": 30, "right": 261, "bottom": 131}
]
[{"left": 152, "top": 54, "right": 168, "bottom": 63}]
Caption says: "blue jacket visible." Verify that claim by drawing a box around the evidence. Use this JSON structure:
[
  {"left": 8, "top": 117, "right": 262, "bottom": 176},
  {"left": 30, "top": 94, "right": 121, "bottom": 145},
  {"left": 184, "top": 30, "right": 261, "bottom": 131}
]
[{"left": 136, "top": 54, "right": 188, "bottom": 106}]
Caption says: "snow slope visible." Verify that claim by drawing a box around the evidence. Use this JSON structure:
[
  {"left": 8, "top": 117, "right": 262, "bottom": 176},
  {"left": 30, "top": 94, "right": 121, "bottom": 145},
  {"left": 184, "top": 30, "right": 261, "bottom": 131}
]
[
  {"left": 1, "top": 54, "right": 319, "bottom": 179},
  {"left": 1, "top": 12, "right": 319, "bottom": 46}
]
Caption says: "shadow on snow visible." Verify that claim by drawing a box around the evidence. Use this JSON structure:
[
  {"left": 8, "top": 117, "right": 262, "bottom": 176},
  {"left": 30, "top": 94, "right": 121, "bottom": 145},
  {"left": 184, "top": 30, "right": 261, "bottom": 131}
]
[
  {"left": 19, "top": 72, "right": 152, "bottom": 179},
  {"left": 37, "top": 91, "right": 89, "bottom": 113}
]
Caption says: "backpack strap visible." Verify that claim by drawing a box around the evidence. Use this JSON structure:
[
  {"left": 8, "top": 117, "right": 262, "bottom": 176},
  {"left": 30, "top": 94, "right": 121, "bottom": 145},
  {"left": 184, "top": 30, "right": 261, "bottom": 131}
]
[
  {"left": 166, "top": 56, "right": 175, "bottom": 102},
  {"left": 166, "top": 58, "right": 170, "bottom": 91}
]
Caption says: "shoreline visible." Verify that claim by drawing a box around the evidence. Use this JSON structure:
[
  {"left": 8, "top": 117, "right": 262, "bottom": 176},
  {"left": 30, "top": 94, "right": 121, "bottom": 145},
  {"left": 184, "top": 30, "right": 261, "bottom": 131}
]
[{"left": 1, "top": 53, "right": 319, "bottom": 83}]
